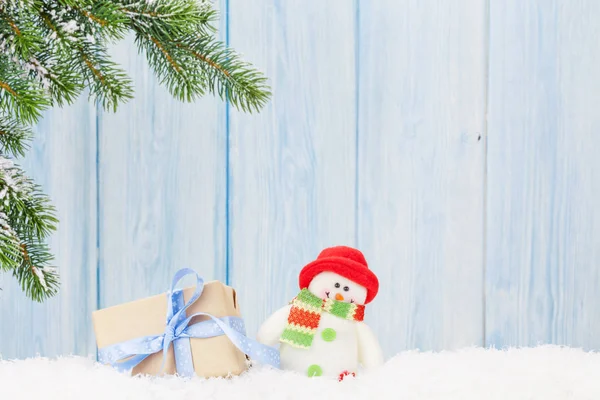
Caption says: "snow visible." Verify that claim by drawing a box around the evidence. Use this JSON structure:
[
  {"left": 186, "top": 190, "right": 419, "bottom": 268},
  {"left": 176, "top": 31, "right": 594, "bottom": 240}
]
[
  {"left": 42, "top": 266, "right": 58, "bottom": 274},
  {"left": 61, "top": 20, "right": 79, "bottom": 34},
  {"left": 0, "top": 156, "right": 19, "bottom": 192},
  {"left": 31, "top": 266, "right": 47, "bottom": 289},
  {"left": 0, "top": 211, "right": 15, "bottom": 236},
  {"left": 19, "top": 58, "right": 52, "bottom": 89},
  {"left": 1, "top": 346, "right": 599, "bottom": 399}
]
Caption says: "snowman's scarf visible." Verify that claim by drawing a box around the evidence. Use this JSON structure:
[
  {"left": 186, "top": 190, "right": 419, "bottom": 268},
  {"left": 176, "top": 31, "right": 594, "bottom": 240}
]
[{"left": 279, "top": 288, "right": 365, "bottom": 349}]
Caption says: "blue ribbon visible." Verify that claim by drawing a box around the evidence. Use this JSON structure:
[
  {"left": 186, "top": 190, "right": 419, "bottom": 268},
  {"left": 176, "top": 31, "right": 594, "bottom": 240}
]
[{"left": 98, "top": 268, "right": 280, "bottom": 377}]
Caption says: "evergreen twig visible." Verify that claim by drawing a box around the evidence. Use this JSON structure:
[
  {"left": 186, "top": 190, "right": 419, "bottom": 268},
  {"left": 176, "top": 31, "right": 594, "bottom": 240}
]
[{"left": 0, "top": 0, "right": 270, "bottom": 301}]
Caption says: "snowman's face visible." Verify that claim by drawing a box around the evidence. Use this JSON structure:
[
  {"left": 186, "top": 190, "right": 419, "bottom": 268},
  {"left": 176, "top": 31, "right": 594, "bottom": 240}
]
[{"left": 307, "top": 271, "right": 367, "bottom": 305}]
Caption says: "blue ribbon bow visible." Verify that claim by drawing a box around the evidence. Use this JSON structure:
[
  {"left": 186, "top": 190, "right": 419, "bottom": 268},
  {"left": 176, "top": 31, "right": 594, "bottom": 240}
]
[{"left": 98, "top": 268, "right": 280, "bottom": 377}]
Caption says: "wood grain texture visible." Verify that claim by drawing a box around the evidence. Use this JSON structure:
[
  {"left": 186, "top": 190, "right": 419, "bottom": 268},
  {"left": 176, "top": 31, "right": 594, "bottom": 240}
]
[
  {"left": 4, "top": 0, "right": 600, "bottom": 360},
  {"left": 486, "top": 0, "right": 600, "bottom": 350},
  {"left": 228, "top": 0, "right": 357, "bottom": 338},
  {"left": 98, "top": 30, "right": 227, "bottom": 306},
  {"left": 357, "top": 0, "right": 487, "bottom": 356},
  {"left": 0, "top": 98, "right": 97, "bottom": 358}
]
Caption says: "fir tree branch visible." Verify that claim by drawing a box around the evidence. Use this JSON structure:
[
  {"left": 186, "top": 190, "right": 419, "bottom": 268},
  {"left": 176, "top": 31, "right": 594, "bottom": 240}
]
[
  {"left": 0, "top": 159, "right": 57, "bottom": 240},
  {"left": 76, "top": 7, "right": 108, "bottom": 27},
  {"left": 0, "top": 212, "right": 21, "bottom": 268},
  {"left": 121, "top": 0, "right": 217, "bottom": 38},
  {"left": 39, "top": 8, "right": 133, "bottom": 110},
  {"left": 134, "top": 32, "right": 270, "bottom": 111},
  {"left": 0, "top": 156, "right": 58, "bottom": 302},
  {"left": 0, "top": 56, "right": 50, "bottom": 123},
  {"left": 0, "top": 0, "right": 270, "bottom": 301},
  {"left": 4, "top": 15, "right": 22, "bottom": 40},
  {"left": 34, "top": 50, "right": 83, "bottom": 106},
  {"left": 136, "top": 32, "right": 203, "bottom": 102},
  {"left": 0, "top": 11, "right": 42, "bottom": 59},
  {"left": 1, "top": 11, "right": 81, "bottom": 106},
  {"left": 79, "top": 45, "right": 134, "bottom": 111},
  {"left": 13, "top": 240, "right": 59, "bottom": 302},
  {"left": 177, "top": 36, "right": 271, "bottom": 112},
  {"left": 150, "top": 36, "right": 181, "bottom": 73},
  {"left": 67, "top": 1, "right": 128, "bottom": 40},
  {"left": 0, "top": 80, "right": 16, "bottom": 97},
  {"left": 0, "top": 116, "right": 32, "bottom": 157}
]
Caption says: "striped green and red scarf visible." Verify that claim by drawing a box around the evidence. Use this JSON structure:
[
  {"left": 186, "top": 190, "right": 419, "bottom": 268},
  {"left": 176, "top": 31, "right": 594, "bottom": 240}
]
[{"left": 280, "top": 288, "right": 366, "bottom": 349}]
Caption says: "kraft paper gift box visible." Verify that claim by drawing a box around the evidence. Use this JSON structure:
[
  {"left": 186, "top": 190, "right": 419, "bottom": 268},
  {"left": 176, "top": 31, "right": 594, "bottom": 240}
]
[{"left": 92, "top": 279, "right": 248, "bottom": 378}]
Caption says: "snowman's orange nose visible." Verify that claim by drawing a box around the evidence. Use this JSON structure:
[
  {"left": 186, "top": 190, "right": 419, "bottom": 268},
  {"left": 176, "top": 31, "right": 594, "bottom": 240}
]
[{"left": 335, "top": 293, "right": 344, "bottom": 301}]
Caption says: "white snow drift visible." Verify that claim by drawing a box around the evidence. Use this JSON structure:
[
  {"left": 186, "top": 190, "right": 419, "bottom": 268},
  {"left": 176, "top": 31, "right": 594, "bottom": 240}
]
[{"left": 1, "top": 346, "right": 599, "bottom": 400}]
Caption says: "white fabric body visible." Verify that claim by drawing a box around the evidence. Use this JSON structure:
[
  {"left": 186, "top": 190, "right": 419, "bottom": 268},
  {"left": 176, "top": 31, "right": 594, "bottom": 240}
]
[
  {"left": 257, "top": 306, "right": 383, "bottom": 378},
  {"left": 279, "top": 312, "right": 360, "bottom": 377}
]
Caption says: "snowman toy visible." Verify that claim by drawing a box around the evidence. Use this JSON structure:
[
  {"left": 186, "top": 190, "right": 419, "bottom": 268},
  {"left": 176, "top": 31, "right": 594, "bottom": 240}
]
[{"left": 257, "top": 246, "right": 384, "bottom": 380}]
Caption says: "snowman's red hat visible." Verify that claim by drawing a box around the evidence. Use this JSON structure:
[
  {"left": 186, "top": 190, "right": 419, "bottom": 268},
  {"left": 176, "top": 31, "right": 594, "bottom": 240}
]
[{"left": 299, "top": 246, "right": 379, "bottom": 304}]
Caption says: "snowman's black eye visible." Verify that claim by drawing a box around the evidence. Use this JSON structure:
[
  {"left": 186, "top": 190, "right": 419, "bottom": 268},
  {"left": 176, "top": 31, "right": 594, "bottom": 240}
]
[
  {"left": 334, "top": 282, "right": 340, "bottom": 288},
  {"left": 343, "top": 286, "right": 350, "bottom": 292}
]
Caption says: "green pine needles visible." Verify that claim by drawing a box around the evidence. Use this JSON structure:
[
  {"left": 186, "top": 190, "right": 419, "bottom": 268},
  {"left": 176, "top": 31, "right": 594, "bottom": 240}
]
[{"left": 0, "top": 0, "right": 271, "bottom": 301}]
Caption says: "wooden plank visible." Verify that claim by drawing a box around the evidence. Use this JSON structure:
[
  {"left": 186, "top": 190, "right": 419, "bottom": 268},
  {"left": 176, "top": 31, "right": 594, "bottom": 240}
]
[
  {"left": 98, "top": 25, "right": 227, "bottom": 305},
  {"left": 0, "top": 98, "right": 97, "bottom": 358},
  {"left": 486, "top": 0, "right": 600, "bottom": 350},
  {"left": 228, "top": 0, "right": 357, "bottom": 338},
  {"left": 357, "top": 0, "right": 487, "bottom": 355}
]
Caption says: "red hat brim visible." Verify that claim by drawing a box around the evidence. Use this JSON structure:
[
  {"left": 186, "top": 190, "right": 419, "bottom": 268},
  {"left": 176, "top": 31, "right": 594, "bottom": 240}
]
[{"left": 299, "top": 256, "right": 379, "bottom": 304}]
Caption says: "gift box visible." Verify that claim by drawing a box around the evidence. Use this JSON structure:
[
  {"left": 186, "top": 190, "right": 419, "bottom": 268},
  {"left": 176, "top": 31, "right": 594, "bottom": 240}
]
[{"left": 92, "top": 268, "right": 279, "bottom": 378}]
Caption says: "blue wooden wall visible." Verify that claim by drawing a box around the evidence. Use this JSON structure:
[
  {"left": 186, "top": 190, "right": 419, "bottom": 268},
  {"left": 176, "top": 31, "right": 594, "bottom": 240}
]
[{"left": 1, "top": 0, "right": 599, "bottom": 360}]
